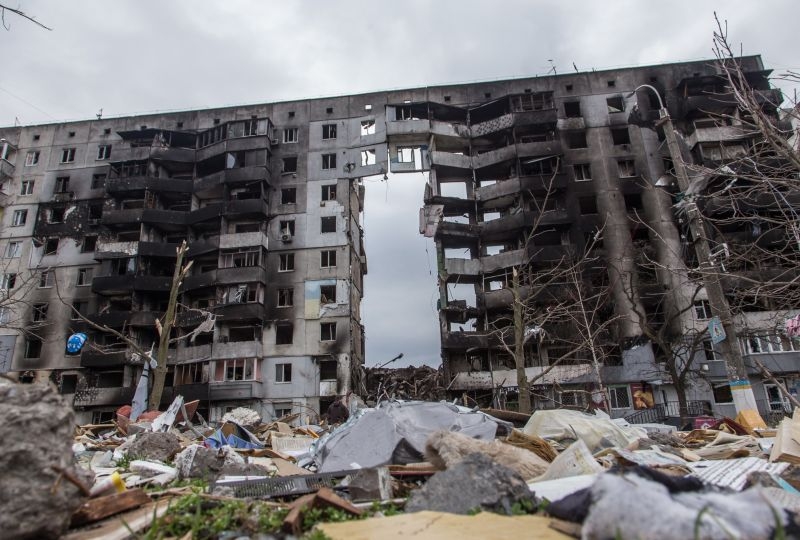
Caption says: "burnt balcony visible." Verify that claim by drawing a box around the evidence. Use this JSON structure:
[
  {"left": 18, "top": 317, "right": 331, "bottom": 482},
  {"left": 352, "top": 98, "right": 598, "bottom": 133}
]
[
  {"left": 80, "top": 350, "right": 128, "bottom": 368},
  {"left": 149, "top": 146, "right": 196, "bottom": 163},
  {"left": 174, "top": 343, "right": 213, "bottom": 363},
  {"left": 214, "top": 302, "right": 267, "bottom": 322},
  {"left": 470, "top": 114, "right": 514, "bottom": 138},
  {"left": 172, "top": 382, "right": 210, "bottom": 402},
  {"left": 96, "top": 240, "right": 139, "bottom": 258},
  {"left": 216, "top": 266, "right": 267, "bottom": 285},
  {"left": 435, "top": 221, "right": 480, "bottom": 241},
  {"left": 188, "top": 203, "right": 224, "bottom": 224},
  {"left": 441, "top": 332, "right": 488, "bottom": 350},
  {"left": 139, "top": 241, "right": 182, "bottom": 258},
  {"left": 87, "top": 310, "right": 158, "bottom": 328},
  {"left": 102, "top": 208, "right": 187, "bottom": 227},
  {"left": 513, "top": 108, "right": 558, "bottom": 128},
  {"left": 106, "top": 176, "right": 192, "bottom": 194},
  {"left": 212, "top": 340, "right": 263, "bottom": 360},
  {"left": 219, "top": 231, "right": 269, "bottom": 250},
  {"left": 92, "top": 275, "right": 172, "bottom": 295},
  {"left": 73, "top": 386, "right": 136, "bottom": 407},
  {"left": 209, "top": 380, "right": 265, "bottom": 400},
  {"left": 430, "top": 150, "right": 471, "bottom": 169},
  {"left": 195, "top": 166, "right": 272, "bottom": 192},
  {"left": 678, "top": 88, "right": 781, "bottom": 117},
  {"left": 0, "top": 158, "right": 15, "bottom": 180},
  {"left": 180, "top": 269, "right": 217, "bottom": 292},
  {"left": 226, "top": 198, "right": 269, "bottom": 219}
]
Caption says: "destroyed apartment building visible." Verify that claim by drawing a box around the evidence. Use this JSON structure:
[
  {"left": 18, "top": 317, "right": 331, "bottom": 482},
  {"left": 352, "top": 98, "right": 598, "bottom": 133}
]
[{"left": 0, "top": 55, "right": 797, "bottom": 424}]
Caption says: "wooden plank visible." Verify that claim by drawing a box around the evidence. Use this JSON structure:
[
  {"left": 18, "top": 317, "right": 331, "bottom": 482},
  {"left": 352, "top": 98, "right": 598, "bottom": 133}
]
[
  {"left": 64, "top": 497, "right": 173, "bottom": 540},
  {"left": 71, "top": 489, "right": 151, "bottom": 526}
]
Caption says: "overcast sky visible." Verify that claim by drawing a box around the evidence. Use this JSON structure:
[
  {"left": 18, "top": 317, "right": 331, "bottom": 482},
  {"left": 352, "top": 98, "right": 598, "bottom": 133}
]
[{"left": 2, "top": 1, "right": 798, "bottom": 368}]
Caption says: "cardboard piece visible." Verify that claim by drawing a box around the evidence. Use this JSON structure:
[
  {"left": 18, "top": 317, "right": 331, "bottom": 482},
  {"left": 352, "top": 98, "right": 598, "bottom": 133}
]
[
  {"left": 317, "top": 511, "right": 572, "bottom": 540},
  {"left": 770, "top": 410, "right": 800, "bottom": 464},
  {"left": 688, "top": 457, "right": 789, "bottom": 491}
]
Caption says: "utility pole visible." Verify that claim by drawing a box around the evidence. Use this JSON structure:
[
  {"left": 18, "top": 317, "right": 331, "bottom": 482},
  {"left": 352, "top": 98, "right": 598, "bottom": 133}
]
[{"left": 631, "top": 85, "right": 765, "bottom": 426}]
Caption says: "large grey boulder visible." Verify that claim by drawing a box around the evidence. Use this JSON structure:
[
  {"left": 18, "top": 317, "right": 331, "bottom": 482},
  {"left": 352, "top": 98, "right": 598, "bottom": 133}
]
[
  {"left": 0, "top": 383, "right": 92, "bottom": 539},
  {"left": 405, "top": 452, "right": 534, "bottom": 515}
]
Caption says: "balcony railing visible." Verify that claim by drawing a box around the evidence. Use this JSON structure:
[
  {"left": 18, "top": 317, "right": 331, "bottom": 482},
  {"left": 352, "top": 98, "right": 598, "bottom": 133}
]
[{"left": 624, "top": 400, "right": 711, "bottom": 424}]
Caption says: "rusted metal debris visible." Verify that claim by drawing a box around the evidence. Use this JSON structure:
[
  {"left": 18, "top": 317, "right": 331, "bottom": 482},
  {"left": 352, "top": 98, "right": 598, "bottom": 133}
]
[{"left": 363, "top": 365, "right": 446, "bottom": 403}]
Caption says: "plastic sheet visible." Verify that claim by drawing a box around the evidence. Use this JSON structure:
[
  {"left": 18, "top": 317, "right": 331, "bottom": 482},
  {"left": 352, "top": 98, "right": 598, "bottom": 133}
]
[{"left": 522, "top": 409, "right": 645, "bottom": 452}]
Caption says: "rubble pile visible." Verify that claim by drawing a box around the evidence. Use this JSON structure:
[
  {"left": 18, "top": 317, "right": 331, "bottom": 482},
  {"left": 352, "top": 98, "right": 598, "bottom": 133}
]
[
  {"left": 11, "top": 377, "right": 800, "bottom": 539},
  {"left": 363, "top": 365, "right": 445, "bottom": 402}
]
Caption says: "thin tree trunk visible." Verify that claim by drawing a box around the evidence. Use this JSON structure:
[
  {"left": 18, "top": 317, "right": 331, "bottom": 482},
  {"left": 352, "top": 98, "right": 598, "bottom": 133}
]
[{"left": 513, "top": 269, "right": 531, "bottom": 414}]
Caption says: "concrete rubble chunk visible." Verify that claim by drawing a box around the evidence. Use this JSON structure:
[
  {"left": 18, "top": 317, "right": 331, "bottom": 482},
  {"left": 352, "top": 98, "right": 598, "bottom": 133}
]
[
  {"left": 0, "top": 382, "right": 93, "bottom": 540},
  {"left": 174, "top": 443, "right": 267, "bottom": 480},
  {"left": 341, "top": 467, "right": 394, "bottom": 501},
  {"left": 405, "top": 452, "right": 535, "bottom": 515},
  {"left": 124, "top": 431, "right": 182, "bottom": 462},
  {"left": 221, "top": 407, "right": 262, "bottom": 428}
]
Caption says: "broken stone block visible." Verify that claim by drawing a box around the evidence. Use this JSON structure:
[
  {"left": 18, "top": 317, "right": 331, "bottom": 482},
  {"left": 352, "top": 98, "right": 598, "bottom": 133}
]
[
  {"left": 221, "top": 406, "right": 262, "bottom": 428},
  {"left": 174, "top": 444, "right": 263, "bottom": 480},
  {"left": 405, "top": 453, "right": 534, "bottom": 515},
  {"left": 0, "top": 382, "right": 93, "bottom": 539},
  {"left": 343, "top": 467, "right": 394, "bottom": 501},
  {"left": 125, "top": 431, "right": 182, "bottom": 462}
]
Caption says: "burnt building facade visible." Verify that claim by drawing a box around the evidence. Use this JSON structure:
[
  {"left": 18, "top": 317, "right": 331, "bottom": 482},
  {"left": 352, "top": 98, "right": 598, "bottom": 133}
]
[{"left": 0, "top": 56, "right": 796, "bottom": 423}]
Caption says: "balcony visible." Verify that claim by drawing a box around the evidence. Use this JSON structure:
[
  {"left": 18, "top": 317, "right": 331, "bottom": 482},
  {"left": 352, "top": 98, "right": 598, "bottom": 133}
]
[
  {"left": 512, "top": 108, "right": 558, "bottom": 128},
  {"left": 149, "top": 146, "right": 196, "bottom": 163},
  {"left": 215, "top": 302, "right": 266, "bottom": 321},
  {"left": 139, "top": 241, "right": 181, "bottom": 258},
  {"left": 188, "top": 203, "right": 224, "bottom": 224},
  {"left": 80, "top": 350, "right": 128, "bottom": 368},
  {"left": 685, "top": 125, "right": 749, "bottom": 148},
  {"left": 195, "top": 134, "right": 271, "bottom": 161},
  {"left": 444, "top": 258, "right": 481, "bottom": 276},
  {"left": 102, "top": 208, "right": 187, "bottom": 227},
  {"left": 88, "top": 310, "right": 158, "bottom": 328},
  {"left": 73, "top": 386, "right": 136, "bottom": 407},
  {"left": 219, "top": 231, "right": 269, "bottom": 250},
  {"left": 172, "top": 382, "right": 210, "bottom": 402},
  {"left": 96, "top": 240, "right": 139, "bottom": 258},
  {"left": 209, "top": 380, "right": 265, "bottom": 400},
  {"left": 106, "top": 176, "right": 192, "bottom": 194},
  {"left": 0, "top": 158, "right": 15, "bottom": 180},
  {"left": 212, "top": 340, "right": 262, "bottom": 360},
  {"left": 92, "top": 275, "right": 172, "bottom": 295},
  {"left": 175, "top": 343, "right": 213, "bottom": 363},
  {"left": 471, "top": 114, "right": 514, "bottom": 138},
  {"left": 195, "top": 166, "right": 272, "bottom": 191},
  {"left": 226, "top": 198, "right": 269, "bottom": 219},
  {"left": 180, "top": 269, "right": 217, "bottom": 292},
  {"left": 430, "top": 150, "right": 471, "bottom": 169},
  {"left": 435, "top": 221, "right": 480, "bottom": 241},
  {"left": 386, "top": 118, "right": 433, "bottom": 139},
  {"left": 216, "top": 266, "right": 267, "bottom": 285},
  {"left": 441, "top": 332, "right": 488, "bottom": 350}
]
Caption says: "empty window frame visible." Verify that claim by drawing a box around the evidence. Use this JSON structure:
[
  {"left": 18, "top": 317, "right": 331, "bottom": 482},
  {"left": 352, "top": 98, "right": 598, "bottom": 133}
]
[
  {"left": 578, "top": 196, "right": 598, "bottom": 214},
  {"left": 38, "top": 270, "right": 54, "bottom": 288},
  {"left": 521, "top": 156, "right": 559, "bottom": 176},
  {"left": 32, "top": 303, "right": 48, "bottom": 322},
  {"left": 97, "top": 144, "right": 112, "bottom": 160},
  {"left": 320, "top": 360, "right": 337, "bottom": 380},
  {"left": 279, "top": 253, "right": 295, "bottom": 272},
  {"left": 4, "top": 241, "right": 21, "bottom": 258},
  {"left": 361, "top": 148, "right": 376, "bottom": 166},
  {"left": 321, "top": 153, "right": 337, "bottom": 170},
  {"left": 608, "top": 385, "right": 631, "bottom": 409},
  {"left": 321, "top": 184, "right": 336, "bottom": 201},
  {"left": 81, "top": 236, "right": 97, "bottom": 252},
  {"left": 77, "top": 267, "right": 93, "bottom": 286},
  {"left": 395, "top": 105, "right": 412, "bottom": 120},
  {"left": 606, "top": 96, "right": 625, "bottom": 113},
  {"left": 275, "top": 324, "right": 293, "bottom": 345},
  {"left": 320, "top": 216, "right": 336, "bottom": 233},
  {"left": 24, "top": 338, "right": 42, "bottom": 358},
  {"left": 20, "top": 179, "right": 34, "bottom": 195},
  {"left": 703, "top": 341, "right": 721, "bottom": 362},
  {"left": 566, "top": 131, "right": 588, "bottom": 149},
  {"left": 60, "top": 148, "right": 76, "bottom": 163},
  {"left": 279, "top": 220, "right": 295, "bottom": 236},
  {"left": 281, "top": 188, "right": 297, "bottom": 204},
  {"left": 0, "top": 273, "right": 16, "bottom": 289},
  {"left": 282, "top": 157, "right": 298, "bottom": 173},
  {"left": 320, "top": 322, "right": 336, "bottom": 341},
  {"left": 54, "top": 176, "right": 70, "bottom": 193},
  {"left": 283, "top": 128, "right": 298, "bottom": 143},
  {"left": 511, "top": 92, "right": 554, "bottom": 111},
  {"left": 320, "top": 284, "right": 336, "bottom": 303},
  {"left": 25, "top": 151, "right": 40, "bottom": 166},
  {"left": 360, "top": 120, "right": 376, "bottom": 136},
  {"left": 322, "top": 124, "right": 337, "bottom": 140},
  {"left": 91, "top": 174, "right": 107, "bottom": 189},
  {"left": 70, "top": 301, "right": 88, "bottom": 319},
  {"left": 48, "top": 207, "right": 65, "bottom": 223},
  {"left": 11, "top": 209, "right": 27, "bottom": 226},
  {"left": 617, "top": 159, "right": 636, "bottom": 178},
  {"left": 624, "top": 193, "right": 643, "bottom": 211},
  {"left": 610, "top": 127, "right": 631, "bottom": 145},
  {"left": 564, "top": 101, "right": 581, "bottom": 118},
  {"left": 277, "top": 288, "right": 294, "bottom": 307},
  {"left": 221, "top": 248, "right": 261, "bottom": 268},
  {"left": 320, "top": 250, "right": 336, "bottom": 268},
  {"left": 44, "top": 237, "right": 59, "bottom": 255},
  {"left": 573, "top": 163, "right": 592, "bottom": 181},
  {"left": 276, "top": 362, "right": 292, "bottom": 382},
  {"left": 396, "top": 146, "right": 415, "bottom": 163},
  {"left": 693, "top": 300, "right": 713, "bottom": 320}
]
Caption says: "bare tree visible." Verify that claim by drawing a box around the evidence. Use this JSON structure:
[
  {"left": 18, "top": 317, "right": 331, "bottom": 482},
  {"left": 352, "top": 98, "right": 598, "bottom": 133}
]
[{"left": 0, "top": 3, "right": 51, "bottom": 31}]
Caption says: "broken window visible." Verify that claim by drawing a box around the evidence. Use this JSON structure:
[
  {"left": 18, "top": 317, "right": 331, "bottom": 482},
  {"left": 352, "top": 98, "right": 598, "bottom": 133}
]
[
  {"left": 396, "top": 147, "right": 415, "bottom": 163},
  {"left": 279, "top": 253, "right": 295, "bottom": 272},
  {"left": 606, "top": 96, "right": 625, "bottom": 113},
  {"left": 111, "top": 257, "right": 136, "bottom": 276},
  {"left": 608, "top": 385, "right": 631, "bottom": 409},
  {"left": 89, "top": 204, "right": 103, "bottom": 220},
  {"left": 282, "top": 157, "right": 297, "bottom": 174},
  {"left": 321, "top": 184, "right": 336, "bottom": 201},
  {"left": 573, "top": 163, "right": 592, "bottom": 181},
  {"left": 703, "top": 341, "right": 721, "bottom": 362},
  {"left": 278, "top": 288, "right": 294, "bottom": 307},
  {"left": 91, "top": 174, "right": 106, "bottom": 189},
  {"left": 320, "top": 216, "right": 336, "bottom": 233},
  {"left": 1, "top": 273, "right": 16, "bottom": 289},
  {"left": 607, "top": 80, "right": 616, "bottom": 88},
  {"left": 320, "top": 250, "right": 336, "bottom": 268},
  {"left": 25, "top": 151, "right": 40, "bottom": 166},
  {"left": 617, "top": 159, "right": 636, "bottom": 178},
  {"left": 49, "top": 207, "right": 65, "bottom": 223},
  {"left": 694, "top": 300, "right": 713, "bottom": 320},
  {"left": 32, "top": 303, "right": 48, "bottom": 322},
  {"left": 54, "top": 176, "right": 70, "bottom": 194},
  {"left": 71, "top": 301, "right": 88, "bottom": 320},
  {"left": 281, "top": 188, "right": 297, "bottom": 205},
  {"left": 320, "top": 360, "right": 337, "bottom": 380},
  {"left": 12, "top": 209, "right": 27, "bottom": 226},
  {"left": 564, "top": 101, "right": 581, "bottom": 118},
  {"left": 712, "top": 382, "right": 733, "bottom": 404},
  {"left": 321, "top": 153, "right": 337, "bottom": 170},
  {"left": 521, "top": 156, "right": 559, "bottom": 176},
  {"left": 24, "top": 338, "right": 42, "bottom": 358},
  {"left": 4, "top": 241, "right": 21, "bottom": 258},
  {"left": 511, "top": 92, "right": 554, "bottom": 112},
  {"left": 361, "top": 149, "right": 376, "bottom": 166},
  {"left": 60, "top": 148, "right": 76, "bottom": 163},
  {"left": 320, "top": 284, "right": 336, "bottom": 304},
  {"left": 276, "top": 362, "right": 292, "bottom": 382},
  {"left": 566, "top": 131, "right": 588, "bottom": 149},
  {"left": 624, "top": 193, "right": 643, "bottom": 211},
  {"left": 322, "top": 124, "right": 337, "bottom": 140},
  {"left": 77, "top": 267, "right": 93, "bottom": 286},
  {"left": 320, "top": 322, "right": 336, "bottom": 342},
  {"left": 610, "top": 127, "right": 631, "bottom": 145},
  {"left": 97, "top": 144, "right": 112, "bottom": 160},
  {"left": 396, "top": 106, "right": 412, "bottom": 120},
  {"left": 222, "top": 358, "right": 256, "bottom": 381},
  {"left": 82, "top": 236, "right": 97, "bottom": 252},
  {"left": 579, "top": 196, "right": 598, "bottom": 214},
  {"left": 20, "top": 179, "right": 34, "bottom": 195},
  {"left": 279, "top": 220, "right": 295, "bottom": 236},
  {"left": 221, "top": 248, "right": 261, "bottom": 268},
  {"left": 44, "top": 238, "right": 59, "bottom": 255},
  {"left": 38, "top": 270, "right": 54, "bottom": 288},
  {"left": 283, "top": 128, "right": 298, "bottom": 143},
  {"left": 360, "top": 120, "right": 376, "bottom": 136},
  {"left": 276, "top": 324, "right": 293, "bottom": 345}
]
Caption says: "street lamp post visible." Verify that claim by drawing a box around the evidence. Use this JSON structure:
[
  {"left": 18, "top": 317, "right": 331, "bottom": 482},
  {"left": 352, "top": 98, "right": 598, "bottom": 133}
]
[
  {"left": 630, "top": 84, "right": 765, "bottom": 426},
  {"left": 377, "top": 353, "right": 404, "bottom": 369}
]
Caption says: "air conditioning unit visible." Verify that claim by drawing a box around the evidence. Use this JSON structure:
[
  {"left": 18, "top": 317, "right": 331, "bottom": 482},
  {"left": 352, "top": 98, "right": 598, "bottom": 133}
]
[{"left": 281, "top": 233, "right": 293, "bottom": 243}]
